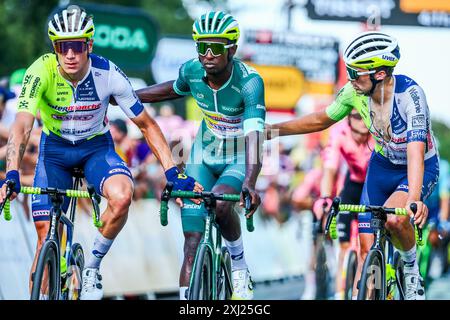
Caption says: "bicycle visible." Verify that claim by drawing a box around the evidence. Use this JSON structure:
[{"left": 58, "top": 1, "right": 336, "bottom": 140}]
[
  {"left": 159, "top": 182, "right": 254, "bottom": 300},
  {"left": 325, "top": 197, "right": 423, "bottom": 300},
  {"left": 0, "top": 168, "right": 102, "bottom": 300}
]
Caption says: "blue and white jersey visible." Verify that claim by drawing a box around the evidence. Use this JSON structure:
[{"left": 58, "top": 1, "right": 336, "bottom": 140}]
[{"left": 17, "top": 53, "right": 144, "bottom": 142}]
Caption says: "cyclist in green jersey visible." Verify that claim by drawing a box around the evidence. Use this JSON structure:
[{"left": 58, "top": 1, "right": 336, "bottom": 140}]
[
  {"left": 136, "top": 11, "right": 266, "bottom": 300},
  {"left": 0, "top": 5, "right": 201, "bottom": 300},
  {"left": 268, "top": 32, "right": 439, "bottom": 300}
]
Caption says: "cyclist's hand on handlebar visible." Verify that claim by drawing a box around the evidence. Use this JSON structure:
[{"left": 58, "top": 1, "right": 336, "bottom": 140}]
[
  {"left": 165, "top": 166, "right": 204, "bottom": 206},
  {"left": 240, "top": 186, "right": 260, "bottom": 217},
  {"left": 313, "top": 197, "right": 332, "bottom": 221},
  {"left": 406, "top": 200, "right": 428, "bottom": 228},
  {"left": 1, "top": 170, "right": 21, "bottom": 202}
]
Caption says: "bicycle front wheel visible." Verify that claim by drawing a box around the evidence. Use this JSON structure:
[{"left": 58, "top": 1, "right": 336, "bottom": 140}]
[
  {"left": 357, "top": 249, "right": 384, "bottom": 300},
  {"left": 216, "top": 247, "right": 233, "bottom": 300},
  {"left": 189, "top": 244, "right": 213, "bottom": 300},
  {"left": 31, "top": 240, "right": 60, "bottom": 300},
  {"left": 344, "top": 249, "right": 358, "bottom": 300}
]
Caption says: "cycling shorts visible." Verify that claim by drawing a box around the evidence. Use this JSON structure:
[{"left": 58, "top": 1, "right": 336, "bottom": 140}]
[
  {"left": 358, "top": 152, "right": 439, "bottom": 234},
  {"left": 32, "top": 131, "right": 133, "bottom": 222}
]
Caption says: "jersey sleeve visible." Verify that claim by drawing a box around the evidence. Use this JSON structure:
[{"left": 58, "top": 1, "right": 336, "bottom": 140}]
[
  {"left": 173, "top": 61, "right": 192, "bottom": 96},
  {"left": 241, "top": 75, "right": 266, "bottom": 135},
  {"left": 16, "top": 55, "right": 49, "bottom": 116},
  {"left": 109, "top": 62, "right": 144, "bottom": 119},
  {"left": 325, "top": 82, "right": 354, "bottom": 121},
  {"left": 404, "top": 84, "right": 429, "bottom": 143}
]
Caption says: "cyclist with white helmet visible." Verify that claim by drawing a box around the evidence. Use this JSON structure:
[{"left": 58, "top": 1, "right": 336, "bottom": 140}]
[
  {"left": 268, "top": 32, "right": 439, "bottom": 300},
  {"left": 0, "top": 5, "right": 201, "bottom": 300},
  {"left": 136, "top": 11, "right": 266, "bottom": 300}
]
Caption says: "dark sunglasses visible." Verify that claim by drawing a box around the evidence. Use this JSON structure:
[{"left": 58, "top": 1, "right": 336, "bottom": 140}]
[
  {"left": 196, "top": 41, "right": 234, "bottom": 57},
  {"left": 346, "top": 65, "right": 375, "bottom": 81},
  {"left": 54, "top": 40, "right": 88, "bottom": 55},
  {"left": 349, "top": 113, "right": 363, "bottom": 120}
]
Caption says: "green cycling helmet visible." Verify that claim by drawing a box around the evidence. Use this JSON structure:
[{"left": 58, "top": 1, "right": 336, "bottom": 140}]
[{"left": 192, "top": 11, "right": 240, "bottom": 42}]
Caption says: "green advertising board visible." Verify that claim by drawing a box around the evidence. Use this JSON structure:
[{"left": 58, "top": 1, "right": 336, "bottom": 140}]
[{"left": 48, "top": 3, "right": 159, "bottom": 71}]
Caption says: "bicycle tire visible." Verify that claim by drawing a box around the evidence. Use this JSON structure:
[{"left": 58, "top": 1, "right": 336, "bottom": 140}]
[
  {"left": 189, "top": 244, "right": 213, "bottom": 300},
  {"left": 393, "top": 250, "right": 405, "bottom": 300},
  {"left": 30, "top": 240, "right": 60, "bottom": 300},
  {"left": 315, "top": 235, "right": 329, "bottom": 300},
  {"left": 217, "top": 247, "right": 233, "bottom": 300},
  {"left": 357, "top": 249, "right": 384, "bottom": 300},
  {"left": 344, "top": 250, "right": 357, "bottom": 300},
  {"left": 64, "top": 243, "right": 84, "bottom": 300}
]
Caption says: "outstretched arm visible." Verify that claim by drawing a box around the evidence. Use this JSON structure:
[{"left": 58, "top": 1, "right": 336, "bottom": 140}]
[
  {"left": 269, "top": 110, "right": 337, "bottom": 137},
  {"left": 136, "top": 81, "right": 182, "bottom": 104}
]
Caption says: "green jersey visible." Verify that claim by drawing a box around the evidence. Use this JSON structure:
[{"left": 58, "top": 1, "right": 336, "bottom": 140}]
[{"left": 173, "top": 58, "right": 266, "bottom": 139}]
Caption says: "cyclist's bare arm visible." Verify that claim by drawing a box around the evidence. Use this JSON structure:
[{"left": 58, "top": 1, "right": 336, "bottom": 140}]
[
  {"left": 270, "top": 110, "right": 337, "bottom": 137},
  {"left": 1, "top": 112, "right": 35, "bottom": 200},
  {"left": 406, "top": 141, "right": 427, "bottom": 226},
  {"left": 131, "top": 109, "right": 177, "bottom": 171},
  {"left": 135, "top": 81, "right": 182, "bottom": 103},
  {"left": 320, "top": 166, "right": 337, "bottom": 199},
  {"left": 242, "top": 130, "right": 264, "bottom": 215}
]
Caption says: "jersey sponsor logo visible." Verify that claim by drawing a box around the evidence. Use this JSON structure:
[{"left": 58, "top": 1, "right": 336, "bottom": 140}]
[
  {"left": 189, "top": 79, "right": 203, "bottom": 83},
  {"left": 207, "top": 122, "right": 240, "bottom": 132},
  {"left": 196, "top": 101, "right": 209, "bottom": 108},
  {"left": 95, "top": 71, "right": 101, "bottom": 77},
  {"left": 114, "top": 65, "right": 131, "bottom": 85},
  {"left": 408, "top": 87, "right": 422, "bottom": 114},
  {"left": 56, "top": 127, "right": 94, "bottom": 135},
  {"left": 77, "top": 74, "right": 100, "bottom": 102},
  {"left": 52, "top": 114, "right": 94, "bottom": 121},
  {"left": 222, "top": 105, "right": 240, "bottom": 112},
  {"left": 18, "top": 100, "right": 29, "bottom": 110},
  {"left": 48, "top": 103, "right": 101, "bottom": 112},
  {"left": 390, "top": 136, "right": 407, "bottom": 144},
  {"left": 32, "top": 210, "right": 49, "bottom": 217},
  {"left": 19, "top": 75, "right": 34, "bottom": 98},
  {"left": 407, "top": 129, "right": 427, "bottom": 142},
  {"left": 108, "top": 168, "right": 131, "bottom": 176},
  {"left": 207, "top": 114, "right": 241, "bottom": 124},
  {"left": 183, "top": 203, "right": 202, "bottom": 210},
  {"left": 196, "top": 93, "right": 204, "bottom": 99},
  {"left": 57, "top": 90, "right": 69, "bottom": 96},
  {"left": 412, "top": 115, "right": 425, "bottom": 128},
  {"left": 29, "top": 77, "right": 41, "bottom": 99},
  {"left": 358, "top": 222, "right": 371, "bottom": 229}
]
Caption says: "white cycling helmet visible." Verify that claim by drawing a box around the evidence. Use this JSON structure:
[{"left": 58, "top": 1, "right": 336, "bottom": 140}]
[
  {"left": 343, "top": 32, "right": 400, "bottom": 70},
  {"left": 48, "top": 5, "right": 95, "bottom": 42}
]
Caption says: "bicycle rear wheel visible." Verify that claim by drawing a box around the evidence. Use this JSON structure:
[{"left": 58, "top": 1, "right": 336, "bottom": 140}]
[
  {"left": 357, "top": 249, "right": 384, "bottom": 300},
  {"left": 344, "top": 250, "right": 357, "bottom": 300},
  {"left": 63, "top": 243, "right": 84, "bottom": 300},
  {"left": 189, "top": 244, "right": 213, "bottom": 300},
  {"left": 31, "top": 240, "right": 60, "bottom": 300},
  {"left": 216, "top": 247, "right": 233, "bottom": 300}
]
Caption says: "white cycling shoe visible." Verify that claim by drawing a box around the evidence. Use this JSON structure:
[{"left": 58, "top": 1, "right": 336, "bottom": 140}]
[
  {"left": 80, "top": 268, "right": 104, "bottom": 300},
  {"left": 231, "top": 269, "right": 254, "bottom": 300},
  {"left": 404, "top": 271, "right": 426, "bottom": 300}
]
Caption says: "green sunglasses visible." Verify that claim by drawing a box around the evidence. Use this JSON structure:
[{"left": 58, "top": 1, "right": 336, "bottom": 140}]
[
  {"left": 196, "top": 41, "right": 235, "bottom": 57},
  {"left": 346, "top": 65, "right": 376, "bottom": 81}
]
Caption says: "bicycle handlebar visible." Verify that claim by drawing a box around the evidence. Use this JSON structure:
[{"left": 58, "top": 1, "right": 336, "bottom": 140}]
[
  {"left": 160, "top": 183, "right": 255, "bottom": 232},
  {"left": 325, "top": 197, "right": 423, "bottom": 245},
  {"left": 0, "top": 184, "right": 103, "bottom": 228}
]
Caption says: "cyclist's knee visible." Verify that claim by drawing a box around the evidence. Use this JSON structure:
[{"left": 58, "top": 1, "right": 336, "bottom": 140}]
[
  {"left": 107, "top": 192, "right": 132, "bottom": 216},
  {"left": 183, "top": 232, "right": 202, "bottom": 264},
  {"left": 215, "top": 201, "right": 233, "bottom": 220},
  {"left": 385, "top": 214, "right": 409, "bottom": 233}
]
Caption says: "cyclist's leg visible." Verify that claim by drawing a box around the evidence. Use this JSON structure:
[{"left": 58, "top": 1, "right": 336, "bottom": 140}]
[
  {"left": 82, "top": 132, "right": 134, "bottom": 300},
  {"left": 30, "top": 133, "right": 75, "bottom": 292},
  {"left": 83, "top": 132, "right": 134, "bottom": 265}
]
